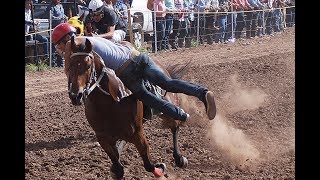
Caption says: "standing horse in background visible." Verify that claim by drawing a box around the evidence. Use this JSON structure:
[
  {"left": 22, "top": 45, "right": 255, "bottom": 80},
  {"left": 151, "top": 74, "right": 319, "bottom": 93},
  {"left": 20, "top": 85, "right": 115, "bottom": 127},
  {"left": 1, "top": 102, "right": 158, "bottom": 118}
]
[{"left": 66, "top": 36, "right": 189, "bottom": 179}]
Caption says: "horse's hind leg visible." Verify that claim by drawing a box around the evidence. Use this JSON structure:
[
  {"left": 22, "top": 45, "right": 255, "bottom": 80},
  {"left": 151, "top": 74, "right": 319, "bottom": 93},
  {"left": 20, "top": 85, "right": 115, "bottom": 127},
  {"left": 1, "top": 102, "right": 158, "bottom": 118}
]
[
  {"left": 96, "top": 136, "right": 124, "bottom": 179},
  {"left": 172, "top": 126, "right": 188, "bottom": 168}
]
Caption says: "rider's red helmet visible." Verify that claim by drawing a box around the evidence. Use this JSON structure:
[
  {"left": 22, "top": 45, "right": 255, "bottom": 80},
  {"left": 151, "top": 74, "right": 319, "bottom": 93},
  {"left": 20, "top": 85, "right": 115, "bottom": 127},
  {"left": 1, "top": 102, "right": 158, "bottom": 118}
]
[{"left": 52, "top": 23, "right": 76, "bottom": 44}]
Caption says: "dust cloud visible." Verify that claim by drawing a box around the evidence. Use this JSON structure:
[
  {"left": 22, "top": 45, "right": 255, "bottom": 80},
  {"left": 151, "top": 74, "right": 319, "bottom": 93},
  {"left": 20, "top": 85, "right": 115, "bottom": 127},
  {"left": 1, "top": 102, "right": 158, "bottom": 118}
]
[
  {"left": 207, "top": 114, "right": 260, "bottom": 170},
  {"left": 206, "top": 74, "right": 269, "bottom": 169},
  {"left": 221, "top": 74, "right": 268, "bottom": 113}
]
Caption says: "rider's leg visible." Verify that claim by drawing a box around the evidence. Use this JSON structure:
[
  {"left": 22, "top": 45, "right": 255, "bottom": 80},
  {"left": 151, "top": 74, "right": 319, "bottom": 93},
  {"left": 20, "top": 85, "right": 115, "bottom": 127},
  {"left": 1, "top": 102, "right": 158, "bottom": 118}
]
[
  {"left": 140, "top": 54, "right": 216, "bottom": 120},
  {"left": 120, "top": 75, "right": 189, "bottom": 121}
]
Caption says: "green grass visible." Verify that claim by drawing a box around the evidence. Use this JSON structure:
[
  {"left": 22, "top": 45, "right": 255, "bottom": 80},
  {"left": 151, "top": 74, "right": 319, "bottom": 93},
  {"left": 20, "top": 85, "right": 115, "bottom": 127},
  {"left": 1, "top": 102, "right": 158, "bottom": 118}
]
[
  {"left": 25, "top": 61, "right": 50, "bottom": 72},
  {"left": 191, "top": 39, "right": 198, "bottom": 47}
]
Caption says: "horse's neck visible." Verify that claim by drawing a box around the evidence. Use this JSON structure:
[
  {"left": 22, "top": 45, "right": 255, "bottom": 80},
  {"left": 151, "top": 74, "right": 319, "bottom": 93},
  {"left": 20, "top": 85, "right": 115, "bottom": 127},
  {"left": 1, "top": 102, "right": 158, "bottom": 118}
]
[{"left": 92, "top": 51, "right": 105, "bottom": 74}]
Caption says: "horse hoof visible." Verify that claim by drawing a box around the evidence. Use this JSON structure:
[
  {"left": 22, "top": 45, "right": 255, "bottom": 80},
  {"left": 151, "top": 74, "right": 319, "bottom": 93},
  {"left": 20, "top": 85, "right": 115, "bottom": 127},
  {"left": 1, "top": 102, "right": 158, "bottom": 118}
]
[
  {"left": 153, "top": 167, "right": 164, "bottom": 178},
  {"left": 110, "top": 171, "right": 124, "bottom": 180},
  {"left": 181, "top": 156, "right": 188, "bottom": 168},
  {"left": 153, "top": 163, "right": 166, "bottom": 178}
]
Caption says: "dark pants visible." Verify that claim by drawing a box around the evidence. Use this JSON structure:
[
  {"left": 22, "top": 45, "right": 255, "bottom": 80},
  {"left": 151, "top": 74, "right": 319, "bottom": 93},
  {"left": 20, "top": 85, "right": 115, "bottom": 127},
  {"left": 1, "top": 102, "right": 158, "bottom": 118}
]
[
  {"left": 285, "top": 6, "right": 295, "bottom": 27},
  {"left": 52, "top": 44, "right": 64, "bottom": 67},
  {"left": 215, "top": 14, "right": 227, "bottom": 43},
  {"left": 164, "top": 14, "right": 173, "bottom": 49},
  {"left": 235, "top": 11, "right": 245, "bottom": 39},
  {"left": 152, "top": 17, "right": 166, "bottom": 52},
  {"left": 195, "top": 14, "right": 206, "bottom": 44},
  {"left": 169, "top": 19, "right": 188, "bottom": 48},
  {"left": 225, "top": 12, "right": 237, "bottom": 40},
  {"left": 257, "top": 10, "right": 265, "bottom": 36},
  {"left": 245, "top": 11, "right": 258, "bottom": 38},
  {"left": 119, "top": 53, "right": 207, "bottom": 121},
  {"left": 264, "top": 10, "right": 274, "bottom": 35},
  {"left": 205, "top": 13, "right": 217, "bottom": 44},
  {"left": 185, "top": 18, "right": 196, "bottom": 48}
]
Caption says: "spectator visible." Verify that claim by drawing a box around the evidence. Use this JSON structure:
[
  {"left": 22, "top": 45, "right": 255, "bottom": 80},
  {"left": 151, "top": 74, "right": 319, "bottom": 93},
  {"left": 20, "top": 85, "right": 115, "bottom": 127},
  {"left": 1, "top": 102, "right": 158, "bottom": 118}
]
[
  {"left": 193, "top": 0, "right": 207, "bottom": 44},
  {"left": 85, "top": 0, "right": 127, "bottom": 42},
  {"left": 164, "top": 0, "right": 176, "bottom": 50},
  {"left": 264, "top": 0, "right": 274, "bottom": 36},
  {"left": 215, "top": 0, "right": 229, "bottom": 43},
  {"left": 184, "top": 0, "right": 196, "bottom": 48},
  {"left": 272, "top": 0, "right": 284, "bottom": 33},
  {"left": 205, "top": 0, "right": 220, "bottom": 45},
  {"left": 45, "top": 0, "right": 68, "bottom": 67},
  {"left": 225, "top": 0, "right": 237, "bottom": 43},
  {"left": 62, "top": 0, "right": 73, "bottom": 19},
  {"left": 150, "top": 0, "right": 168, "bottom": 52},
  {"left": 45, "top": 0, "right": 68, "bottom": 28},
  {"left": 169, "top": 0, "right": 188, "bottom": 49},
  {"left": 234, "top": 0, "right": 253, "bottom": 39},
  {"left": 284, "top": 0, "right": 294, "bottom": 27},
  {"left": 256, "top": 0, "right": 267, "bottom": 37},
  {"left": 247, "top": 0, "right": 264, "bottom": 38},
  {"left": 114, "top": 0, "right": 129, "bottom": 24},
  {"left": 25, "top": 0, "right": 49, "bottom": 59}
]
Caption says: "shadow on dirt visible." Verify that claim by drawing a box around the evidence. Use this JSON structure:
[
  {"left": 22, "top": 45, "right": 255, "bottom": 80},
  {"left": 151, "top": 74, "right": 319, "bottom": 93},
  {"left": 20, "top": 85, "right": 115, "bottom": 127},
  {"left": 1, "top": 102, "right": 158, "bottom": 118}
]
[{"left": 25, "top": 134, "right": 96, "bottom": 152}]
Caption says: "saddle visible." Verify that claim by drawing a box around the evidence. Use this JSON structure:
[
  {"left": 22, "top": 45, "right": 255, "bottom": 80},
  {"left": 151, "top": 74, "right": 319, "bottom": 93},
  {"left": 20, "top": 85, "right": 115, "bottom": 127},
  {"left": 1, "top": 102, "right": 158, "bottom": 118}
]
[{"left": 143, "top": 80, "right": 166, "bottom": 121}]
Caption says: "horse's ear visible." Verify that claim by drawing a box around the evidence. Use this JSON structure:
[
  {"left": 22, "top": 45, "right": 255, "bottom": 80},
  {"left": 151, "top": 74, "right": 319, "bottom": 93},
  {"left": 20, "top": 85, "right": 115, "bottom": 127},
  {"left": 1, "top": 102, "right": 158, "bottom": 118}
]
[
  {"left": 85, "top": 38, "right": 93, "bottom": 53},
  {"left": 70, "top": 36, "right": 77, "bottom": 51}
]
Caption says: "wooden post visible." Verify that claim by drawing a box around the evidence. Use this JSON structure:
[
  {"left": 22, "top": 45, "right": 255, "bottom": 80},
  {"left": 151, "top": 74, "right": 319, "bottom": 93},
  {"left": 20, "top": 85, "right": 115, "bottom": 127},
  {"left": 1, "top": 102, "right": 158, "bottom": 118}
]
[{"left": 127, "top": 3, "right": 133, "bottom": 45}]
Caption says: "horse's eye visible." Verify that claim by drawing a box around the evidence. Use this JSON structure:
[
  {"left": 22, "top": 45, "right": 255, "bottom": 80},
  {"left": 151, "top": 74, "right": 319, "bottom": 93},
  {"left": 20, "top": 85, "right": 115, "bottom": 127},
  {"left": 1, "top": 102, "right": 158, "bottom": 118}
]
[{"left": 87, "top": 63, "right": 91, "bottom": 70}]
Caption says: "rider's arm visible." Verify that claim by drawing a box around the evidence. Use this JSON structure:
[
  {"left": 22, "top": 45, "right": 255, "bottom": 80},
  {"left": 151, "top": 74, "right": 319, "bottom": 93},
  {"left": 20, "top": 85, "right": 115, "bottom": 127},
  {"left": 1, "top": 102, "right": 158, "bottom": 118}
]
[{"left": 95, "top": 25, "right": 116, "bottom": 39}]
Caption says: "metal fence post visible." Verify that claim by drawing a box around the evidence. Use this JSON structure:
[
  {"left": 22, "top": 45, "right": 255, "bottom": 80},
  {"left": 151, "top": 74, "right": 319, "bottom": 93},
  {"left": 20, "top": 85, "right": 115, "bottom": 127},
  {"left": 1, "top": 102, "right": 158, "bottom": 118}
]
[
  {"left": 196, "top": 0, "right": 200, "bottom": 46},
  {"left": 153, "top": 5, "right": 158, "bottom": 53},
  {"left": 49, "top": 9, "right": 52, "bottom": 68}
]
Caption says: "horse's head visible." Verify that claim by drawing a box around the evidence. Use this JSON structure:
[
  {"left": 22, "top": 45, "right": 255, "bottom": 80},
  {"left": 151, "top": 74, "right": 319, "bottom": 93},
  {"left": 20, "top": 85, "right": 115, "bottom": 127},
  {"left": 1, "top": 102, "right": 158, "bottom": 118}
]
[{"left": 67, "top": 36, "right": 95, "bottom": 105}]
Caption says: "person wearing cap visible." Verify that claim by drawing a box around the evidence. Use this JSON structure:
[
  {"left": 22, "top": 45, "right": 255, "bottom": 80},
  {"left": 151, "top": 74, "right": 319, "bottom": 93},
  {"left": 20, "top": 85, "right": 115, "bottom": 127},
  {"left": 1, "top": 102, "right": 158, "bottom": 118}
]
[
  {"left": 84, "top": 0, "right": 127, "bottom": 43},
  {"left": 52, "top": 22, "right": 217, "bottom": 122}
]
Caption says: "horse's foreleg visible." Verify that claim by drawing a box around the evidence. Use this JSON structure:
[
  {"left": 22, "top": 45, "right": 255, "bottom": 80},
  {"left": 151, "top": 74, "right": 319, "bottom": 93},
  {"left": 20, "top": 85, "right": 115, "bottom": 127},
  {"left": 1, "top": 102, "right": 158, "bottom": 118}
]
[
  {"left": 116, "top": 140, "right": 127, "bottom": 155},
  {"left": 172, "top": 126, "right": 188, "bottom": 168},
  {"left": 96, "top": 136, "right": 124, "bottom": 179},
  {"left": 132, "top": 130, "right": 166, "bottom": 178},
  {"left": 132, "top": 130, "right": 154, "bottom": 172}
]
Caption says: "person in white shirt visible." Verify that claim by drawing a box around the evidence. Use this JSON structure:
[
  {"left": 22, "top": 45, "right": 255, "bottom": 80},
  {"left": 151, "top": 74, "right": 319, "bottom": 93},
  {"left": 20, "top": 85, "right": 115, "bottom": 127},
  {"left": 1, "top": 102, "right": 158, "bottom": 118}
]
[{"left": 25, "top": 0, "right": 49, "bottom": 58}]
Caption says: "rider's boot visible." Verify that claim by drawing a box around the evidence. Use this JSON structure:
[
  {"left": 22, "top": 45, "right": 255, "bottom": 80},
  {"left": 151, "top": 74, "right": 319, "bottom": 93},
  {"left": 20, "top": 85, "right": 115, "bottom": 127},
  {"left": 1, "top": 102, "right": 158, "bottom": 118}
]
[{"left": 201, "top": 90, "right": 216, "bottom": 120}]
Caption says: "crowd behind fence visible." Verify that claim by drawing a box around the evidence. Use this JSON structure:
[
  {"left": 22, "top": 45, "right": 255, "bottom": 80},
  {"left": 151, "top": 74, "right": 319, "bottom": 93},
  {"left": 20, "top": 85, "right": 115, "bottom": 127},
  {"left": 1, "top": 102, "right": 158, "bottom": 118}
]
[{"left": 25, "top": 2, "right": 295, "bottom": 68}]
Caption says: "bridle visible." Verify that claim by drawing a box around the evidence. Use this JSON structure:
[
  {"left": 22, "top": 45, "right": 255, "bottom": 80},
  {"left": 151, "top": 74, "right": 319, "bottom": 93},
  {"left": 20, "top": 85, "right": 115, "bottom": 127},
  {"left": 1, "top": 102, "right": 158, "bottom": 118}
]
[{"left": 68, "top": 52, "right": 110, "bottom": 100}]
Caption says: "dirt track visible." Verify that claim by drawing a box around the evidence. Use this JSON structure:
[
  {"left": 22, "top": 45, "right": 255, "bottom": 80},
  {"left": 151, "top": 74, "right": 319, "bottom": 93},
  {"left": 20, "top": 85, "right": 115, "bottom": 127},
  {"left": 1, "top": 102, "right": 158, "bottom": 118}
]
[{"left": 25, "top": 28, "right": 295, "bottom": 179}]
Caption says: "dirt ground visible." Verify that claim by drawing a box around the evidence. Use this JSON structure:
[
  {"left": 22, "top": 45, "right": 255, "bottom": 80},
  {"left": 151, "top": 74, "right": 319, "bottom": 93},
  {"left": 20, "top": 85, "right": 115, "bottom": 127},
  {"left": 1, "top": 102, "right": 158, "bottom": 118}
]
[{"left": 25, "top": 28, "right": 295, "bottom": 180}]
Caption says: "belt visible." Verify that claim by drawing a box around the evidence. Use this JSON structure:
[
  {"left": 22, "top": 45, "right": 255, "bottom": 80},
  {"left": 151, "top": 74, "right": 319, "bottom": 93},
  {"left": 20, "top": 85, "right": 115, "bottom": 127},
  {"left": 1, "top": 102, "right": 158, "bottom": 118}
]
[{"left": 115, "top": 49, "right": 140, "bottom": 76}]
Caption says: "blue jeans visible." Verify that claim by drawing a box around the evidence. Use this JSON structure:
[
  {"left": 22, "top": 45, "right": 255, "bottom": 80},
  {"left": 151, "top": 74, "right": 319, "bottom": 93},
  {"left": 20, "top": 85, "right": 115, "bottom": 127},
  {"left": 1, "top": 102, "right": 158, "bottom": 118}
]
[
  {"left": 226, "top": 13, "right": 237, "bottom": 40},
  {"left": 152, "top": 17, "right": 166, "bottom": 51},
  {"left": 273, "top": 9, "right": 283, "bottom": 32},
  {"left": 164, "top": 14, "right": 173, "bottom": 49},
  {"left": 34, "top": 34, "right": 49, "bottom": 56},
  {"left": 235, "top": 11, "right": 245, "bottom": 38},
  {"left": 118, "top": 53, "right": 207, "bottom": 121},
  {"left": 215, "top": 14, "right": 227, "bottom": 43}
]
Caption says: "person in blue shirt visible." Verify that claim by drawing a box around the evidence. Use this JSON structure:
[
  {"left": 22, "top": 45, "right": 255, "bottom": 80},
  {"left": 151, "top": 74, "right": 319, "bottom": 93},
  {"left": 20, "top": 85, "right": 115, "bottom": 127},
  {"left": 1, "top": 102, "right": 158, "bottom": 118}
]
[{"left": 51, "top": 23, "right": 217, "bottom": 122}]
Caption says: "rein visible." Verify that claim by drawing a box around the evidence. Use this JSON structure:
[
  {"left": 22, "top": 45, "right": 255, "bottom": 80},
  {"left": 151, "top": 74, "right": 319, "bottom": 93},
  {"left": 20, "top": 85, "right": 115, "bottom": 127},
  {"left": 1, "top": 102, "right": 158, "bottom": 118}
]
[{"left": 70, "top": 52, "right": 110, "bottom": 98}]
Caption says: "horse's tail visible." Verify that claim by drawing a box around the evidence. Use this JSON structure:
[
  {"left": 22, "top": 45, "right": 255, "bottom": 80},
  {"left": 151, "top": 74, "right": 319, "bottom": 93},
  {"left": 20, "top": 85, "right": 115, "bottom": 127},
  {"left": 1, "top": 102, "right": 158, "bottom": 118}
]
[{"left": 166, "top": 60, "right": 192, "bottom": 79}]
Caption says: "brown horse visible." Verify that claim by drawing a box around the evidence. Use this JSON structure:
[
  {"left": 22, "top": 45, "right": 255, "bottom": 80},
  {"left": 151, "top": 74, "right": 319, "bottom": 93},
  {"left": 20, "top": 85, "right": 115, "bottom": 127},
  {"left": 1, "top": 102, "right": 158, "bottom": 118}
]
[{"left": 66, "top": 36, "right": 189, "bottom": 179}]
